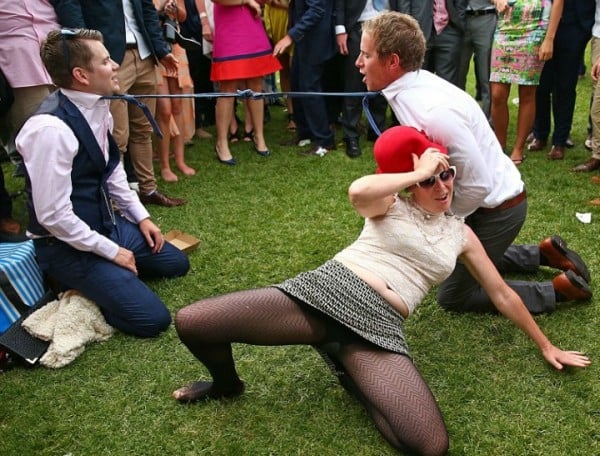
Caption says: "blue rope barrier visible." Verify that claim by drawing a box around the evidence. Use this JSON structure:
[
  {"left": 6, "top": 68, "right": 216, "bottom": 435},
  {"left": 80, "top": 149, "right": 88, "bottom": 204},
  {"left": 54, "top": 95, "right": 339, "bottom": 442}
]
[{"left": 102, "top": 89, "right": 384, "bottom": 139}]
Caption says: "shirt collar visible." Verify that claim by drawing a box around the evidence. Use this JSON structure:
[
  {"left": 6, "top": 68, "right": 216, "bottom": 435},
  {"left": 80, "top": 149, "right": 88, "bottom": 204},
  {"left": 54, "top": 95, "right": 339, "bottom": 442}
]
[
  {"left": 382, "top": 70, "right": 421, "bottom": 100},
  {"left": 60, "top": 88, "right": 109, "bottom": 110}
]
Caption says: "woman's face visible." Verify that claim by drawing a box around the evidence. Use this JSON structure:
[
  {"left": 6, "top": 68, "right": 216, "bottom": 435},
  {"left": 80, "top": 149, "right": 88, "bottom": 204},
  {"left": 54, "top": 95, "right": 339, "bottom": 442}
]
[{"left": 410, "top": 166, "right": 455, "bottom": 214}]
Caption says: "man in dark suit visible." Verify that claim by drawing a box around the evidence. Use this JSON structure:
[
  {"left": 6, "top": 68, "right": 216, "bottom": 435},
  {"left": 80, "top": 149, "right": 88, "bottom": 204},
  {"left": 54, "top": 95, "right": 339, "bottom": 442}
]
[
  {"left": 529, "top": 0, "right": 595, "bottom": 161},
  {"left": 274, "top": 0, "right": 337, "bottom": 156},
  {"left": 397, "top": 0, "right": 467, "bottom": 85},
  {"left": 335, "top": 0, "right": 397, "bottom": 158},
  {"left": 51, "top": 0, "right": 187, "bottom": 207}
]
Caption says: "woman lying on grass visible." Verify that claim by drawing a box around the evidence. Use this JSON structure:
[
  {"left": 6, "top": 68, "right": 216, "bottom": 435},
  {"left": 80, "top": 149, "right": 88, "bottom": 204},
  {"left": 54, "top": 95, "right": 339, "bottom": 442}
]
[{"left": 173, "top": 126, "right": 590, "bottom": 456}]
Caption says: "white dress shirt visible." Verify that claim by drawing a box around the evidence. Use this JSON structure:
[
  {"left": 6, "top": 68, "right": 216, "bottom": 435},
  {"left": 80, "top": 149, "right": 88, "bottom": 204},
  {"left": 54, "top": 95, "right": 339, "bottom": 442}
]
[
  {"left": 16, "top": 89, "right": 150, "bottom": 260},
  {"left": 382, "top": 70, "right": 524, "bottom": 217}
]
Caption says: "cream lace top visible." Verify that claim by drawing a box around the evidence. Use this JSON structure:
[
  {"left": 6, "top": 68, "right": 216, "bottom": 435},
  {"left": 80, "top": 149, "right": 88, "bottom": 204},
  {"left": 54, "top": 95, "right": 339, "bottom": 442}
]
[{"left": 334, "top": 196, "right": 467, "bottom": 316}]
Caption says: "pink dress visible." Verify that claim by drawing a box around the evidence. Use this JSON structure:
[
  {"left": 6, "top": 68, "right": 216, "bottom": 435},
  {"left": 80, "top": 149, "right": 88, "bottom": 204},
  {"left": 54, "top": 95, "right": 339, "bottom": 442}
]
[
  {"left": 0, "top": 0, "right": 58, "bottom": 88},
  {"left": 210, "top": 3, "right": 281, "bottom": 81}
]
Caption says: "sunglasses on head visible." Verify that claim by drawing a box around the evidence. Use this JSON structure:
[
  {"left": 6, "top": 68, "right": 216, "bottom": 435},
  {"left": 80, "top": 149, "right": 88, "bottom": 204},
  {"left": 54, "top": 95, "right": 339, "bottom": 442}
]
[
  {"left": 60, "top": 28, "right": 77, "bottom": 71},
  {"left": 417, "top": 166, "right": 456, "bottom": 188}
]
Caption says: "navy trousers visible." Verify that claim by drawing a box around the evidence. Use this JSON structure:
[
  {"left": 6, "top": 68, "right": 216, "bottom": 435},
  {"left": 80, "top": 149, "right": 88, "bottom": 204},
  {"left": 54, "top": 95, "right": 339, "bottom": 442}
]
[
  {"left": 34, "top": 216, "right": 190, "bottom": 337},
  {"left": 532, "top": 22, "right": 592, "bottom": 146},
  {"left": 291, "top": 51, "right": 335, "bottom": 148}
]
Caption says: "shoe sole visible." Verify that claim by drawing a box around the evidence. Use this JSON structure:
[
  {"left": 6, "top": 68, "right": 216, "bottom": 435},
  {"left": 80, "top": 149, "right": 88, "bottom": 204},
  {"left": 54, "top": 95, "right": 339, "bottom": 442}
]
[
  {"left": 550, "top": 235, "right": 591, "bottom": 283},
  {"left": 564, "top": 270, "right": 592, "bottom": 299}
]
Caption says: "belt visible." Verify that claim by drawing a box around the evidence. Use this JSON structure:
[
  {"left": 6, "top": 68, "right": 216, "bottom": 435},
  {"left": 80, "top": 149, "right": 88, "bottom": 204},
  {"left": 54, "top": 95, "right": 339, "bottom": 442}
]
[
  {"left": 125, "top": 43, "right": 138, "bottom": 50},
  {"left": 476, "top": 190, "right": 527, "bottom": 214},
  {"left": 466, "top": 9, "right": 496, "bottom": 16},
  {"left": 33, "top": 236, "right": 58, "bottom": 247}
]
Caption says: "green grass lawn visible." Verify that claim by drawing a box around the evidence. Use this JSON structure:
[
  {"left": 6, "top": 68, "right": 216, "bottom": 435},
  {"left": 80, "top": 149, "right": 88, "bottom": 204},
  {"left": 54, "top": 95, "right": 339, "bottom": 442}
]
[{"left": 1, "top": 68, "right": 599, "bottom": 455}]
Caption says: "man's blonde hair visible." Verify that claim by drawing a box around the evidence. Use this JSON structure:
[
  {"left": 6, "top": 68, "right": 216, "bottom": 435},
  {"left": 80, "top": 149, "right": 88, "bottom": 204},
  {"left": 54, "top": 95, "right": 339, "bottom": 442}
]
[{"left": 362, "top": 12, "right": 426, "bottom": 72}]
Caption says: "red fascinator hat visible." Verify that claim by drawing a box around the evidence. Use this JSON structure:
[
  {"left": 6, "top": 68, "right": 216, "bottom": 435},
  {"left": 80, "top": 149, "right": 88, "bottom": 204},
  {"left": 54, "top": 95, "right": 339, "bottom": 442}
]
[{"left": 374, "top": 126, "right": 448, "bottom": 174}]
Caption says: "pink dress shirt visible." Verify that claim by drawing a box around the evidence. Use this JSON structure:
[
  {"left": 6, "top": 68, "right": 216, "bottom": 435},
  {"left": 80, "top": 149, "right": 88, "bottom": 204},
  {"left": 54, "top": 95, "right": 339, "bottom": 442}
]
[{"left": 0, "top": 0, "right": 59, "bottom": 88}]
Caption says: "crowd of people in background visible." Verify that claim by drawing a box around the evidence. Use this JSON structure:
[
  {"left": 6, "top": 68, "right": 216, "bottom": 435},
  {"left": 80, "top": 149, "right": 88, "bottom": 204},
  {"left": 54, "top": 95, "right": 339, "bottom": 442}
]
[
  {"left": 0, "top": 1, "right": 598, "bottom": 221},
  {"left": 1, "top": 1, "right": 600, "bottom": 212}
]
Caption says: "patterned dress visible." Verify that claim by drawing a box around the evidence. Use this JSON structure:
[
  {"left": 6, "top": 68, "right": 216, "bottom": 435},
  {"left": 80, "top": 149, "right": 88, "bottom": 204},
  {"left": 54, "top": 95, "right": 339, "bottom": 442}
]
[{"left": 490, "top": 0, "right": 552, "bottom": 85}]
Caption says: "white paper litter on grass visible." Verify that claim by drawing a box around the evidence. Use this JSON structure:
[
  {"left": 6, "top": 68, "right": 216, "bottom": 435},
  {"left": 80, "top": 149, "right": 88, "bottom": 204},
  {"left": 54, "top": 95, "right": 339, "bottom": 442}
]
[{"left": 575, "top": 212, "right": 592, "bottom": 224}]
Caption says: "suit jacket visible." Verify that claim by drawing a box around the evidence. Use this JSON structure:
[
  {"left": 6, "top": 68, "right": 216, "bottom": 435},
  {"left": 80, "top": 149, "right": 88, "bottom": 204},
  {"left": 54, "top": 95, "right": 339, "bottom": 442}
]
[
  {"left": 396, "top": 0, "right": 466, "bottom": 41},
  {"left": 50, "top": 0, "right": 170, "bottom": 65},
  {"left": 289, "top": 0, "right": 337, "bottom": 64},
  {"left": 559, "top": 0, "right": 595, "bottom": 34}
]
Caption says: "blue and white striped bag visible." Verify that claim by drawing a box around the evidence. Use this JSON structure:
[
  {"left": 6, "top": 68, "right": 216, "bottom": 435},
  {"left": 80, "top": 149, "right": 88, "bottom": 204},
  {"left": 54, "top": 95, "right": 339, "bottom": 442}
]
[{"left": 0, "top": 241, "right": 45, "bottom": 334}]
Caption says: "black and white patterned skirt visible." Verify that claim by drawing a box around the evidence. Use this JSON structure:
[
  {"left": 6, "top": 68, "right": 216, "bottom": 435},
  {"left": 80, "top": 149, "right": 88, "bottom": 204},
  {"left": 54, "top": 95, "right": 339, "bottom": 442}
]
[{"left": 275, "top": 260, "right": 409, "bottom": 356}]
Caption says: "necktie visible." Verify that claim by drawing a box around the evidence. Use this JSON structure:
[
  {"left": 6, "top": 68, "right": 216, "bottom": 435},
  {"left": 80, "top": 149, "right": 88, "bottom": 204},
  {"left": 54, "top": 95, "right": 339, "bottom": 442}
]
[
  {"left": 362, "top": 95, "right": 383, "bottom": 138},
  {"left": 102, "top": 94, "right": 163, "bottom": 138},
  {"left": 433, "top": 0, "right": 449, "bottom": 35},
  {"left": 373, "top": 0, "right": 386, "bottom": 12}
]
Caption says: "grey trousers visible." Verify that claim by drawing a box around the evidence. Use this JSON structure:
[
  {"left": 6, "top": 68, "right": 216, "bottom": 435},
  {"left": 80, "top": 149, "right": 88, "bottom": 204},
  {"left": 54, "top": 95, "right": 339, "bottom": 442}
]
[
  {"left": 456, "top": 12, "right": 497, "bottom": 118},
  {"left": 437, "top": 198, "right": 556, "bottom": 314}
]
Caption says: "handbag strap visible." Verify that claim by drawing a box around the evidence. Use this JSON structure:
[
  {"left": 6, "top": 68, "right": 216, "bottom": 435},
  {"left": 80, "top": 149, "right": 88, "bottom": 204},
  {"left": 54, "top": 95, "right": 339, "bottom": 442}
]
[{"left": 0, "top": 270, "right": 31, "bottom": 315}]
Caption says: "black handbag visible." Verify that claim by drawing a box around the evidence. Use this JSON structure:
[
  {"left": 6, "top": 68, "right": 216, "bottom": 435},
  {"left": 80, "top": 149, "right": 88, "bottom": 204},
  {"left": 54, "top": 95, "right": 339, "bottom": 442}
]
[
  {"left": 0, "top": 290, "right": 55, "bottom": 366},
  {"left": 162, "top": 15, "right": 178, "bottom": 43},
  {"left": 0, "top": 67, "right": 14, "bottom": 117},
  {"left": 162, "top": 17, "right": 203, "bottom": 52}
]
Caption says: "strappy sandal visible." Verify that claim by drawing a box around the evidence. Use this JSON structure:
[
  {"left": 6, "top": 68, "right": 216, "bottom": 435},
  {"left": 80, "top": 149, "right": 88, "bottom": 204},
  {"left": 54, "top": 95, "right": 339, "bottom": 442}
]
[
  {"left": 242, "top": 129, "right": 254, "bottom": 142},
  {"left": 511, "top": 155, "right": 526, "bottom": 166},
  {"left": 228, "top": 127, "right": 240, "bottom": 143}
]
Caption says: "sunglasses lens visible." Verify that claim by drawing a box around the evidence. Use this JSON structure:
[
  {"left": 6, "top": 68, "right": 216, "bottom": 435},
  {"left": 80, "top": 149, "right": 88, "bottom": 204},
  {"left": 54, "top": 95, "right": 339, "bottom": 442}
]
[
  {"left": 418, "top": 167, "right": 456, "bottom": 188},
  {"left": 439, "top": 167, "right": 456, "bottom": 182},
  {"left": 419, "top": 176, "right": 436, "bottom": 188}
]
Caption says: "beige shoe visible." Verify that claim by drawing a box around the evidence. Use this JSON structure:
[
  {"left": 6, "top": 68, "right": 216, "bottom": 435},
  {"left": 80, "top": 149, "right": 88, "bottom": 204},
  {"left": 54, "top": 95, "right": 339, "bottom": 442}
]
[
  {"left": 195, "top": 128, "right": 212, "bottom": 139},
  {"left": 589, "top": 198, "right": 600, "bottom": 206}
]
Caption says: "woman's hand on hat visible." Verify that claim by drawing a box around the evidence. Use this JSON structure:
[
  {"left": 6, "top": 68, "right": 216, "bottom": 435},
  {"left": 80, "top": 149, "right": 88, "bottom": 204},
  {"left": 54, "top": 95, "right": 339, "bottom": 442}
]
[{"left": 412, "top": 149, "right": 449, "bottom": 180}]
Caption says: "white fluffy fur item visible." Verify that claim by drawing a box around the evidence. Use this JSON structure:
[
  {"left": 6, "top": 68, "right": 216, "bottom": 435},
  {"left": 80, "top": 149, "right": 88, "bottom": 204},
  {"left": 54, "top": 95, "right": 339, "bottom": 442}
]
[{"left": 22, "top": 290, "right": 114, "bottom": 368}]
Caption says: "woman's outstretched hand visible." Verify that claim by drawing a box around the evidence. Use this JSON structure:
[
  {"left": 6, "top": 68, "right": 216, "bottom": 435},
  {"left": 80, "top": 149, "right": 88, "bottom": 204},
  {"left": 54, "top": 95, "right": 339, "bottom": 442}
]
[{"left": 542, "top": 346, "right": 591, "bottom": 370}]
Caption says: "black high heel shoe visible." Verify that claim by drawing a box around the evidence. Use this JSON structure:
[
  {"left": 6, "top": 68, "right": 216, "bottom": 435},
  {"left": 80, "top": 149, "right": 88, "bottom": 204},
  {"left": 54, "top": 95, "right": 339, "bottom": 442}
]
[
  {"left": 215, "top": 145, "right": 237, "bottom": 165},
  {"left": 252, "top": 138, "right": 270, "bottom": 157}
]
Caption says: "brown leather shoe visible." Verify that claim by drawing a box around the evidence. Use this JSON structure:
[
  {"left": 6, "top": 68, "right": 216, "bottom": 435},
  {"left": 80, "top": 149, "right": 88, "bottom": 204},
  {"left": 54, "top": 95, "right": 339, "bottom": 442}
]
[
  {"left": 527, "top": 138, "right": 547, "bottom": 151},
  {"left": 139, "top": 190, "right": 186, "bottom": 207},
  {"left": 0, "top": 217, "right": 20, "bottom": 234},
  {"left": 547, "top": 145, "right": 565, "bottom": 160},
  {"left": 571, "top": 158, "right": 600, "bottom": 172},
  {"left": 539, "top": 235, "right": 590, "bottom": 282},
  {"left": 552, "top": 270, "right": 592, "bottom": 301}
]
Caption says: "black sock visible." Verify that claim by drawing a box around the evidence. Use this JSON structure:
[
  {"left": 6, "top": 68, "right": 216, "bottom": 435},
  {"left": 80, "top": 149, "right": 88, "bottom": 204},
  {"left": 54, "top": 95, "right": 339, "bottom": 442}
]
[{"left": 555, "top": 291, "right": 567, "bottom": 302}]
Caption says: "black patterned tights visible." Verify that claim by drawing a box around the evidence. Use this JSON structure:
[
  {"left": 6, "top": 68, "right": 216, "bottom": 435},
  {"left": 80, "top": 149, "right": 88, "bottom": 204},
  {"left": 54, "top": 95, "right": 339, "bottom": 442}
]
[{"left": 174, "top": 287, "right": 449, "bottom": 456}]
